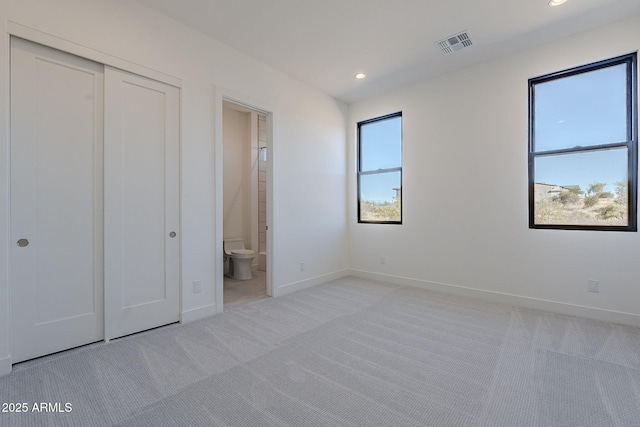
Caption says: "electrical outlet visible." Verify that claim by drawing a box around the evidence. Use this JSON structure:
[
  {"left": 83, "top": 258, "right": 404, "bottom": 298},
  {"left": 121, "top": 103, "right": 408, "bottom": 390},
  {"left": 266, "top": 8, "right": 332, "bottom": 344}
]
[
  {"left": 300, "top": 262, "right": 305, "bottom": 272},
  {"left": 588, "top": 280, "right": 599, "bottom": 293},
  {"left": 193, "top": 280, "right": 202, "bottom": 294},
  {"left": 380, "top": 256, "right": 386, "bottom": 265}
]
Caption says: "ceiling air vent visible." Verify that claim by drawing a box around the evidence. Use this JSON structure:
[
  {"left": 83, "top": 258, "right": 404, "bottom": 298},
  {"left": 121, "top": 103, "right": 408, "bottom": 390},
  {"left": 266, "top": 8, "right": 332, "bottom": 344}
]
[{"left": 436, "top": 31, "right": 474, "bottom": 55}]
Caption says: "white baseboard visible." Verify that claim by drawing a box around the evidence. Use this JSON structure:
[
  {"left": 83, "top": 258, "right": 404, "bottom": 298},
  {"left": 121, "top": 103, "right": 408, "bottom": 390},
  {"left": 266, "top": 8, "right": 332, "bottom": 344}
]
[
  {"left": 349, "top": 269, "right": 640, "bottom": 328},
  {"left": 0, "top": 356, "right": 11, "bottom": 377},
  {"left": 181, "top": 303, "right": 218, "bottom": 324},
  {"left": 276, "top": 269, "right": 350, "bottom": 297}
]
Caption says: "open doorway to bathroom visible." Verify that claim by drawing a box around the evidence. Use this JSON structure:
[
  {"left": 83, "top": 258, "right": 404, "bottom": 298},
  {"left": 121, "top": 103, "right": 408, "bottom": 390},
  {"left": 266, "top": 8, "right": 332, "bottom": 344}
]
[{"left": 222, "top": 100, "right": 270, "bottom": 307}]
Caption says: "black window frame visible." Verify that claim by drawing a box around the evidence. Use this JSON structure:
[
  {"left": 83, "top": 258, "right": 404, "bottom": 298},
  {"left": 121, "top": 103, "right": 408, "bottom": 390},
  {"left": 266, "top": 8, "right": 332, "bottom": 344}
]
[
  {"left": 528, "top": 53, "right": 638, "bottom": 231},
  {"left": 357, "top": 112, "right": 403, "bottom": 224}
]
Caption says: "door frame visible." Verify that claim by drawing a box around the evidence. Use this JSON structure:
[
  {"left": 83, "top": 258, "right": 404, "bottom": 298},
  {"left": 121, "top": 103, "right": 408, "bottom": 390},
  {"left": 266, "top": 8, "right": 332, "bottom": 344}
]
[{"left": 214, "top": 87, "right": 276, "bottom": 310}]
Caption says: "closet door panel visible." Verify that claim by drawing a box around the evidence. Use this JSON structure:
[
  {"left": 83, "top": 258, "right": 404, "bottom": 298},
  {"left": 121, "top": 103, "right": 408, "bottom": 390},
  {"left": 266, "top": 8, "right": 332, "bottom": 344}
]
[
  {"left": 10, "top": 37, "right": 104, "bottom": 363},
  {"left": 104, "top": 66, "right": 180, "bottom": 340}
]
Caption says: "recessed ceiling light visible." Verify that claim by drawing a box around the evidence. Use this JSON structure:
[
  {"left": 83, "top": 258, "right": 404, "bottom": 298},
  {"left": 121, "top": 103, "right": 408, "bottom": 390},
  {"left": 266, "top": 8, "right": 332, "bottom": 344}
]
[
  {"left": 548, "top": 0, "right": 567, "bottom": 6},
  {"left": 355, "top": 73, "right": 367, "bottom": 80}
]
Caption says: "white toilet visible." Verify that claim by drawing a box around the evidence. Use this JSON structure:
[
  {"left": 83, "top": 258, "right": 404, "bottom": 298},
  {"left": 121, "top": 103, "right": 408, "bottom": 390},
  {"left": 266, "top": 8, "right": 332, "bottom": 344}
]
[{"left": 223, "top": 238, "right": 255, "bottom": 280}]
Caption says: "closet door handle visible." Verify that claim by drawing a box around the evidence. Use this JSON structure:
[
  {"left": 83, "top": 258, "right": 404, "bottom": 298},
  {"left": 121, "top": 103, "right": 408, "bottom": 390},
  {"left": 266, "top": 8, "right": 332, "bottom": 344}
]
[
  {"left": 169, "top": 231, "right": 176, "bottom": 238},
  {"left": 17, "top": 238, "right": 29, "bottom": 247}
]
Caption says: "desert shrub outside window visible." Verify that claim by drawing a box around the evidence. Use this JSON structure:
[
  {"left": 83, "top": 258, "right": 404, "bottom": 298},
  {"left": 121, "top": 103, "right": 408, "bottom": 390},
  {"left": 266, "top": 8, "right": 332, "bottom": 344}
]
[
  {"left": 358, "top": 112, "right": 402, "bottom": 223},
  {"left": 529, "top": 53, "right": 637, "bottom": 231}
]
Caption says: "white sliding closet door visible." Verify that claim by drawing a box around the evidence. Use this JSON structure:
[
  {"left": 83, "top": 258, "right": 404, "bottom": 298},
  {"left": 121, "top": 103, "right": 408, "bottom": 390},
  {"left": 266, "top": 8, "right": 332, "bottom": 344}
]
[
  {"left": 10, "top": 37, "right": 105, "bottom": 363},
  {"left": 104, "top": 66, "right": 180, "bottom": 340}
]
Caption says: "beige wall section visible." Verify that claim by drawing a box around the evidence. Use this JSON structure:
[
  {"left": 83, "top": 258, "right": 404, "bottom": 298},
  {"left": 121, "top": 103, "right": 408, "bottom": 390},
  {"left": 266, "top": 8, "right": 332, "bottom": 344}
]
[
  {"left": 222, "top": 105, "right": 250, "bottom": 242},
  {"left": 0, "top": 0, "right": 348, "bottom": 375},
  {"left": 349, "top": 14, "right": 640, "bottom": 325}
]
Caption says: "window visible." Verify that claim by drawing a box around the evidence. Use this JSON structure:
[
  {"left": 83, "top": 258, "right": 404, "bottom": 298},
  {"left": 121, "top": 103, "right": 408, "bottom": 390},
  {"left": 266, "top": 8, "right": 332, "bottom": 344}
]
[
  {"left": 529, "top": 53, "right": 637, "bottom": 231},
  {"left": 358, "top": 112, "right": 402, "bottom": 223}
]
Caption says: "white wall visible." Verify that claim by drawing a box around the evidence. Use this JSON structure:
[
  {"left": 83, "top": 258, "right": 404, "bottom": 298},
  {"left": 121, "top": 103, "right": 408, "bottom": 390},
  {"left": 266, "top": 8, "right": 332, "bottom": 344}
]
[
  {"left": 349, "top": 14, "right": 640, "bottom": 326},
  {"left": 0, "top": 0, "right": 348, "bottom": 375}
]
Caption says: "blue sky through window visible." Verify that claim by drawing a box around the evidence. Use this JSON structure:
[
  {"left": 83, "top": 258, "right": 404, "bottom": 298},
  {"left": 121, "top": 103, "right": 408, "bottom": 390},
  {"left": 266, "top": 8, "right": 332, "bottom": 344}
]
[
  {"left": 360, "top": 171, "right": 401, "bottom": 203},
  {"left": 535, "top": 148, "right": 627, "bottom": 194},
  {"left": 533, "top": 63, "right": 629, "bottom": 194},
  {"left": 360, "top": 115, "right": 401, "bottom": 202}
]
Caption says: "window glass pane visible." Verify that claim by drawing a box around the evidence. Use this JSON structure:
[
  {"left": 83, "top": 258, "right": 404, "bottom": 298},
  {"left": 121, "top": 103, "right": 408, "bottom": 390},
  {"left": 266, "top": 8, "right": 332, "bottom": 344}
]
[
  {"left": 359, "top": 171, "right": 401, "bottom": 222},
  {"left": 534, "top": 64, "right": 627, "bottom": 152},
  {"left": 360, "top": 116, "right": 402, "bottom": 170},
  {"left": 534, "top": 148, "right": 628, "bottom": 226}
]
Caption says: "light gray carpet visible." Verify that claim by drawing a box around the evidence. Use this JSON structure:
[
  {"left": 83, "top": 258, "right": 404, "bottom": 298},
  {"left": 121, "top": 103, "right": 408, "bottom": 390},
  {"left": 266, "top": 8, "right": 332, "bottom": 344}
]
[{"left": 1, "top": 276, "right": 639, "bottom": 426}]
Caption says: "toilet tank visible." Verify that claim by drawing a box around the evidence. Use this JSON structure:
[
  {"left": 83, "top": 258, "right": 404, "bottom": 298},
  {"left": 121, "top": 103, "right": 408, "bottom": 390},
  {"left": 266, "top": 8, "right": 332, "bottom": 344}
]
[{"left": 223, "top": 238, "right": 246, "bottom": 254}]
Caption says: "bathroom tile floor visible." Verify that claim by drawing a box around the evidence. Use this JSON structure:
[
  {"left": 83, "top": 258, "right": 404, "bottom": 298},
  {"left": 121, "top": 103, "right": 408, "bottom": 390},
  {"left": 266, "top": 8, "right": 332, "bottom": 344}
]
[{"left": 223, "top": 270, "right": 267, "bottom": 307}]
